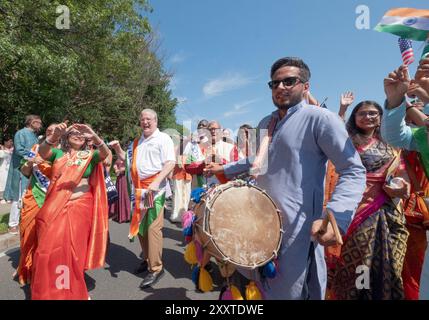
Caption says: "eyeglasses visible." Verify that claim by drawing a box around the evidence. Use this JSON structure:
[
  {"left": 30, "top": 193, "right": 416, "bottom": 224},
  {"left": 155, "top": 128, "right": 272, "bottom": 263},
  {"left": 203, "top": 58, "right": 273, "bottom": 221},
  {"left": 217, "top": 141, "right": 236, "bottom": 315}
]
[
  {"left": 356, "top": 111, "right": 380, "bottom": 118},
  {"left": 69, "top": 131, "right": 84, "bottom": 138},
  {"left": 268, "top": 77, "right": 303, "bottom": 89}
]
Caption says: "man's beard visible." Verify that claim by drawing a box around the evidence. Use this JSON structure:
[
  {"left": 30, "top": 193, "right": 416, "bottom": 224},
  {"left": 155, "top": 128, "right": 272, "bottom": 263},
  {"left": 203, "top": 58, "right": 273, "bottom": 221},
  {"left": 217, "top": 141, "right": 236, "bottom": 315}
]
[{"left": 273, "top": 95, "right": 303, "bottom": 110}]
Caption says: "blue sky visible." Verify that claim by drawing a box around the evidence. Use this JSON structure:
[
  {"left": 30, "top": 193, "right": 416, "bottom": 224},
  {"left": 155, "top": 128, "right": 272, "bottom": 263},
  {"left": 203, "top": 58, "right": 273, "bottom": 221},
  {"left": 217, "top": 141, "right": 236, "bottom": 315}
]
[{"left": 145, "top": 0, "right": 428, "bottom": 135}]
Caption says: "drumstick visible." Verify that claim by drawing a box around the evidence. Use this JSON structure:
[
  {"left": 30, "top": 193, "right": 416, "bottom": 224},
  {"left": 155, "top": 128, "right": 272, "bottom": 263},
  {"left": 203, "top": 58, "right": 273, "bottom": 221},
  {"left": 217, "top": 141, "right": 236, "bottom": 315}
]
[{"left": 319, "top": 209, "right": 343, "bottom": 245}]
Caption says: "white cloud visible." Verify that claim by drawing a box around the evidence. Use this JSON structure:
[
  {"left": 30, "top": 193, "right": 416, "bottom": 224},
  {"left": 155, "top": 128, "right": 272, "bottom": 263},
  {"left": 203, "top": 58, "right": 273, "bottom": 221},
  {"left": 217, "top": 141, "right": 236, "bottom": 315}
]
[
  {"left": 176, "top": 96, "right": 188, "bottom": 104},
  {"left": 170, "top": 52, "right": 186, "bottom": 64},
  {"left": 203, "top": 73, "right": 253, "bottom": 97},
  {"left": 223, "top": 99, "right": 258, "bottom": 118}
]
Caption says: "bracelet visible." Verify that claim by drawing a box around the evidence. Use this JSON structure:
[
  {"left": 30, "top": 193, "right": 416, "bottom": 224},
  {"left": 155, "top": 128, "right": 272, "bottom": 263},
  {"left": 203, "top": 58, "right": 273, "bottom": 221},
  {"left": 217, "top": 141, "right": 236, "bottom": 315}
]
[
  {"left": 45, "top": 137, "right": 58, "bottom": 145},
  {"left": 93, "top": 140, "right": 105, "bottom": 148}
]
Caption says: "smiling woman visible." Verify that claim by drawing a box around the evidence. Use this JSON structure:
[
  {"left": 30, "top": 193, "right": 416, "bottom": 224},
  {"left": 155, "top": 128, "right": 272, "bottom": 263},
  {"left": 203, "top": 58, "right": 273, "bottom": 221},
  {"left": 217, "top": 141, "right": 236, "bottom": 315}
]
[
  {"left": 327, "top": 100, "right": 411, "bottom": 300},
  {"left": 30, "top": 122, "right": 110, "bottom": 300}
]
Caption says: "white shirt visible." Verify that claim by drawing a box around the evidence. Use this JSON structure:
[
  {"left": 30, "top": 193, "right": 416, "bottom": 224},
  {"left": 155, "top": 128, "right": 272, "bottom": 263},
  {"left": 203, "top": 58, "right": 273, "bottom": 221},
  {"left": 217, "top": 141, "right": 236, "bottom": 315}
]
[{"left": 136, "top": 129, "right": 175, "bottom": 180}]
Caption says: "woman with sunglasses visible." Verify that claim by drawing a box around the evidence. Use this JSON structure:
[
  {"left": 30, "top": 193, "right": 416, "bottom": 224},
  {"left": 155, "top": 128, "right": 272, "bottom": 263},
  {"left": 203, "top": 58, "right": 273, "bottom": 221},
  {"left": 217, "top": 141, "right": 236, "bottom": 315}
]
[
  {"left": 30, "top": 122, "right": 110, "bottom": 300},
  {"left": 327, "top": 100, "right": 411, "bottom": 299}
]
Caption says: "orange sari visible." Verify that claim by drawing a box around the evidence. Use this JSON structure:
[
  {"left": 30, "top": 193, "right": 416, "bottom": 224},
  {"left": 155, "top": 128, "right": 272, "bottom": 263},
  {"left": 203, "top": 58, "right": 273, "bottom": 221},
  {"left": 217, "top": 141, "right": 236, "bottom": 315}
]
[
  {"left": 31, "top": 151, "right": 108, "bottom": 300},
  {"left": 17, "top": 143, "right": 52, "bottom": 286},
  {"left": 17, "top": 162, "right": 52, "bottom": 286},
  {"left": 402, "top": 151, "right": 429, "bottom": 300}
]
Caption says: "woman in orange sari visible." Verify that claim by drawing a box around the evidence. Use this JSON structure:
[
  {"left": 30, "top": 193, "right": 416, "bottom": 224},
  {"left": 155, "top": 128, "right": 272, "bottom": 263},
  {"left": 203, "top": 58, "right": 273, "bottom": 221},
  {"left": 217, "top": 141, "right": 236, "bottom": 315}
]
[
  {"left": 16, "top": 124, "right": 57, "bottom": 286},
  {"left": 31, "top": 122, "right": 109, "bottom": 300}
]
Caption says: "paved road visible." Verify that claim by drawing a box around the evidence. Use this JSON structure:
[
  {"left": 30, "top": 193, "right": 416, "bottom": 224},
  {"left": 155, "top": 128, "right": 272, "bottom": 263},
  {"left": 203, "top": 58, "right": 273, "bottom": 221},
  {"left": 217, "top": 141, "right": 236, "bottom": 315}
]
[{"left": 0, "top": 206, "right": 225, "bottom": 300}]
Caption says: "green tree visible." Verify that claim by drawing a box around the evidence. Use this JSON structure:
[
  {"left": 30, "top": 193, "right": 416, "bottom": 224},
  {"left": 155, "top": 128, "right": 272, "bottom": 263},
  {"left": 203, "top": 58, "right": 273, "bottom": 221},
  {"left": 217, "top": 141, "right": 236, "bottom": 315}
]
[{"left": 0, "top": 0, "right": 181, "bottom": 144}]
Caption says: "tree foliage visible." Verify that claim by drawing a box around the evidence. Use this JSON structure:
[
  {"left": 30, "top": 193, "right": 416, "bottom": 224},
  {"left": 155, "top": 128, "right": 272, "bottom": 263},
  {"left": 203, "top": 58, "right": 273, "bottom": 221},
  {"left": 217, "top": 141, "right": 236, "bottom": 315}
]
[{"left": 0, "top": 0, "right": 182, "bottom": 143}]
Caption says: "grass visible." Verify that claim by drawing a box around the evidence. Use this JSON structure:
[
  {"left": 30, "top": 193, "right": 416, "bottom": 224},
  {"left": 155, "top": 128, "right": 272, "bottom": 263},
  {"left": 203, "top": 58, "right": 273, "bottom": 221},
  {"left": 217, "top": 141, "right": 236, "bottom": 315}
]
[{"left": 0, "top": 213, "right": 9, "bottom": 234}]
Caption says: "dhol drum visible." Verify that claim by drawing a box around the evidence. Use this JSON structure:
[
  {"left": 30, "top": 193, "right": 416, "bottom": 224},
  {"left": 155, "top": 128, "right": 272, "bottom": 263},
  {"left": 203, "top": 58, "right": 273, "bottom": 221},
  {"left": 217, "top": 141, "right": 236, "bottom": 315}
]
[{"left": 193, "top": 180, "right": 283, "bottom": 270}]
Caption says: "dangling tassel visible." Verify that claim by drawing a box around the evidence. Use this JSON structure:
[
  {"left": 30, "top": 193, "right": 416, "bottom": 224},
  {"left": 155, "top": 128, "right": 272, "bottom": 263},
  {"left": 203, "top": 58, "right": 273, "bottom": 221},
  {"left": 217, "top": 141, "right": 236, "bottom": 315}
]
[
  {"left": 191, "top": 187, "right": 205, "bottom": 203},
  {"left": 230, "top": 285, "right": 244, "bottom": 300},
  {"left": 219, "top": 286, "right": 233, "bottom": 300},
  {"left": 262, "top": 261, "right": 277, "bottom": 279},
  {"left": 191, "top": 265, "right": 200, "bottom": 286},
  {"left": 183, "top": 225, "right": 193, "bottom": 237},
  {"left": 185, "top": 235, "right": 193, "bottom": 243},
  {"left": 245, "top": 281, "right": 262, "bottom": 300},
  {"left": 184, "top": 241, "right": 198, "bottom": 265},
  {"left": 194, "top": 240, "right": 203, "bottom": 264},
  {"left": 182, "top": 210, "right": 194, "bottom": 229},
  {"left": 198, "top": 267, "right": 213, "bottom": 292}
]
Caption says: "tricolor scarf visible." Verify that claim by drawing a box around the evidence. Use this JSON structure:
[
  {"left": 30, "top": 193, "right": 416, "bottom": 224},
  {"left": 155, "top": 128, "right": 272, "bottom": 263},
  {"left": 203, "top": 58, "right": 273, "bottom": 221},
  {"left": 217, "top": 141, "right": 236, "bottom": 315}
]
[
  {"left": 30, "top": 145, "right": 50, "bottom": 193},
  {"left": 126, "top": 138, "right": 166, "bottom": 239}
]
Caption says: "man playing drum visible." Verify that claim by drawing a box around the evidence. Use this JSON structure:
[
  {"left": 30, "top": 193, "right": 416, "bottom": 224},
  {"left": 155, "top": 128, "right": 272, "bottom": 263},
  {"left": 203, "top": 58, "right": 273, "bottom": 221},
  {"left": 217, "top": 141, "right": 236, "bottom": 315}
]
[{"left": 206, "top": 57, "right": 366, "bottom": 299}]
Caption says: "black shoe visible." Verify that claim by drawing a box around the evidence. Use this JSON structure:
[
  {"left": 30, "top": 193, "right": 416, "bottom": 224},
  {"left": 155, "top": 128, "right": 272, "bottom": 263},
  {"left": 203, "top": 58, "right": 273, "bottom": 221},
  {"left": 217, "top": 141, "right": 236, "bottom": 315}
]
[
  {"left": 134, "top": 261, "right": 149, "bottom": 275},
  {"left": 139, "top": 269, "right": 165, "bottom": 289}
]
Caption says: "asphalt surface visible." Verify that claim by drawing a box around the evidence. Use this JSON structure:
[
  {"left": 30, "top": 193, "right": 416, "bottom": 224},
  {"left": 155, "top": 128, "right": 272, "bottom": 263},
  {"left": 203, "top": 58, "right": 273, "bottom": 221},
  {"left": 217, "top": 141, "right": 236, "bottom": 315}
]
[{"left": 0, "top": 204, "right": 225, "bottom": 300}]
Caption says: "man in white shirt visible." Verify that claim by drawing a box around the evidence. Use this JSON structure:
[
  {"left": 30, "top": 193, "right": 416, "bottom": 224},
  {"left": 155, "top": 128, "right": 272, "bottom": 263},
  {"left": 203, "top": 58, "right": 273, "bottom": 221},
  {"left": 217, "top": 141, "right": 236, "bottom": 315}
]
[{"left": 110, "top": 109, "right": 175, "bottom": 288}]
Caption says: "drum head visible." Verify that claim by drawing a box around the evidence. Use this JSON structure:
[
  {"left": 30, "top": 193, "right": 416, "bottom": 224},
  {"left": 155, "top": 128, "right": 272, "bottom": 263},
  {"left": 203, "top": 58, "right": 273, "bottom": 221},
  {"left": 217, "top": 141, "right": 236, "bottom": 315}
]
[{"left": 208, "top": 184, "right": 282, "bottom": 268}]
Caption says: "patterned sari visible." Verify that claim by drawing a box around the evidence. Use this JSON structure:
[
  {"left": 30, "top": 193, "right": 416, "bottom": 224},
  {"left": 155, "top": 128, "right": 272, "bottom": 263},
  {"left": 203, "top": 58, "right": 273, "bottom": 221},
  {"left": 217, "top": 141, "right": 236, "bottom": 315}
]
[{"left": 327, "top": 138, "right": 409, "bottom": 300}]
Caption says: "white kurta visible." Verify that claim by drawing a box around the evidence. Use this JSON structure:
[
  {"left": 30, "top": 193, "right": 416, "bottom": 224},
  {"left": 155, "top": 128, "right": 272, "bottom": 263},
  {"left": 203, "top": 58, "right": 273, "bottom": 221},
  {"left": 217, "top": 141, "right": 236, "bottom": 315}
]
[{"left": 0, "top": 148, "right": 13, "bottom": 193}]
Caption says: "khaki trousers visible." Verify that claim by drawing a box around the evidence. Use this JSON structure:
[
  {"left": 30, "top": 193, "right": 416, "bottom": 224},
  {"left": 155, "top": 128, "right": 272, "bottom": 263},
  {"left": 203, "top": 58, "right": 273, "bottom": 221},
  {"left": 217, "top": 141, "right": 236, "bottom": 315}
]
[{"left": 138, "top": 206, "right": 164, "bottom": 273}]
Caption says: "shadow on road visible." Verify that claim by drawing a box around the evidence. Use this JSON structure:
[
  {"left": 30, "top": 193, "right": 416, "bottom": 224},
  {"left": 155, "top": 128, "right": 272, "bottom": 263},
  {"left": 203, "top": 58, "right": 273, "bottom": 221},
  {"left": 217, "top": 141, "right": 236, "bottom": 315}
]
[
  {"left": 163, "top": 225, "right": 186, "bottom": 246},
  {"left": 104, "top": 242, "right": 141, "bottom": 278},
  {"left": 6, "top": 249, "right": 19, "bottom": 270},
  {"left": 143, "top": 287, "right": 191, "bottom": 300}
]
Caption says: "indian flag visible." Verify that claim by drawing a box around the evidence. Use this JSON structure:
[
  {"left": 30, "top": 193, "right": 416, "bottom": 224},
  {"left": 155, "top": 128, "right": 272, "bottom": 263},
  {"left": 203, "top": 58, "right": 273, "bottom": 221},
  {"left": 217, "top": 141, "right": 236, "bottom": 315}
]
[{"left": 375, "top": 8, "right": 429, "bottom": 41}]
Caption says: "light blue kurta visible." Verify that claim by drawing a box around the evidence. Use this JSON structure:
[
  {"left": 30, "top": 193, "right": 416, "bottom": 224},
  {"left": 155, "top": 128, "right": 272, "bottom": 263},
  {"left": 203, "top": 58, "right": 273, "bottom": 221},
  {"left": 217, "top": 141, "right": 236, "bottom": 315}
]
[
  {"left": 4, "top": 127, "right": 38, "bottom": 201},
  {"left": 380, "top": 101, "right": 429, "bottom": 150},
  {"left": 224, "top": 100, "right": 366, "bottom": 299}
]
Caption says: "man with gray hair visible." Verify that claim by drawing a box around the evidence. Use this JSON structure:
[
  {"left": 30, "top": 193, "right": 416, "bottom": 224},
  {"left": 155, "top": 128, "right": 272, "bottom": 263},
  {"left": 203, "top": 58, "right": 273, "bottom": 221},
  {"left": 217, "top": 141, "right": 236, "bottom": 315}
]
[
  {"left": 4, "top": 115, "right": 42, "bottom": 235},
  {"left": 110, "top": 108, "right": 175, "bottom": 289}
]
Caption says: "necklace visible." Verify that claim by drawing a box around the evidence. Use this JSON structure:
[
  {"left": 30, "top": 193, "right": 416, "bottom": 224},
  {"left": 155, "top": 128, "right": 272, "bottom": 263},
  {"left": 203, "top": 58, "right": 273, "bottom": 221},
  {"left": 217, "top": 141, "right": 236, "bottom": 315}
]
[
  {"left": 353, "top": 133, "right": 377, "bottom": 152},
  {"left": 66, "top": 150, "right": 90, "bottom": 167}
]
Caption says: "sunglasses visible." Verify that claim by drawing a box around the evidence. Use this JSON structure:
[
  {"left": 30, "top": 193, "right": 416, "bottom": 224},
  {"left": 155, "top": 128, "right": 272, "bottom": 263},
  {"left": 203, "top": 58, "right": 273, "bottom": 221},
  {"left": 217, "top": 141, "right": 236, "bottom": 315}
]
[
  {"left": 268, "top": 77, "right": 303, "bottom": 89},
  {"left": 68, "top": 131, "right": 85, "bottom": 138}
]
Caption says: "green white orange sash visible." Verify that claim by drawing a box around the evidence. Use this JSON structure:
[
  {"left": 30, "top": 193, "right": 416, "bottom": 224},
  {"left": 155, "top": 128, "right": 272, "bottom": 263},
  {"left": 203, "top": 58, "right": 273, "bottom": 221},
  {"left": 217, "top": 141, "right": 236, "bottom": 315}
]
[{"left": 126, "top": 138, "right": 166, "bottom": 239}]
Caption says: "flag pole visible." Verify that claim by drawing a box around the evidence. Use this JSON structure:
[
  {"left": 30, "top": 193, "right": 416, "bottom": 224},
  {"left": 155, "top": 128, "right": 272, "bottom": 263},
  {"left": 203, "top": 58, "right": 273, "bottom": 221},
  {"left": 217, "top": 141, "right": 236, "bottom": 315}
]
[{"left": 423, "top": 32, "right": 429, "bottom": 60}]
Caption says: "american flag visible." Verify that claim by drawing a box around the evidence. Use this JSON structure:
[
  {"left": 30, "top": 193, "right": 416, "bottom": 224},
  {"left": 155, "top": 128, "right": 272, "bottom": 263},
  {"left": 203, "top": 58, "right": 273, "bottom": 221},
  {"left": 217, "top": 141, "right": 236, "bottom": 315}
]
[{"left": 398, "top": 38, "right": 415, "bottom": 66}]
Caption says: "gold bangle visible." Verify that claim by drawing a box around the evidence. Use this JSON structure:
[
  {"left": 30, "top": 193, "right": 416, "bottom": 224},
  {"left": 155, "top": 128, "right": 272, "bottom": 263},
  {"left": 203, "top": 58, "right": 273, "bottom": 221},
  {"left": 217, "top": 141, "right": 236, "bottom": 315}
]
[{"left": 93, "top": 140, "right": 105, "bottom": 148}]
